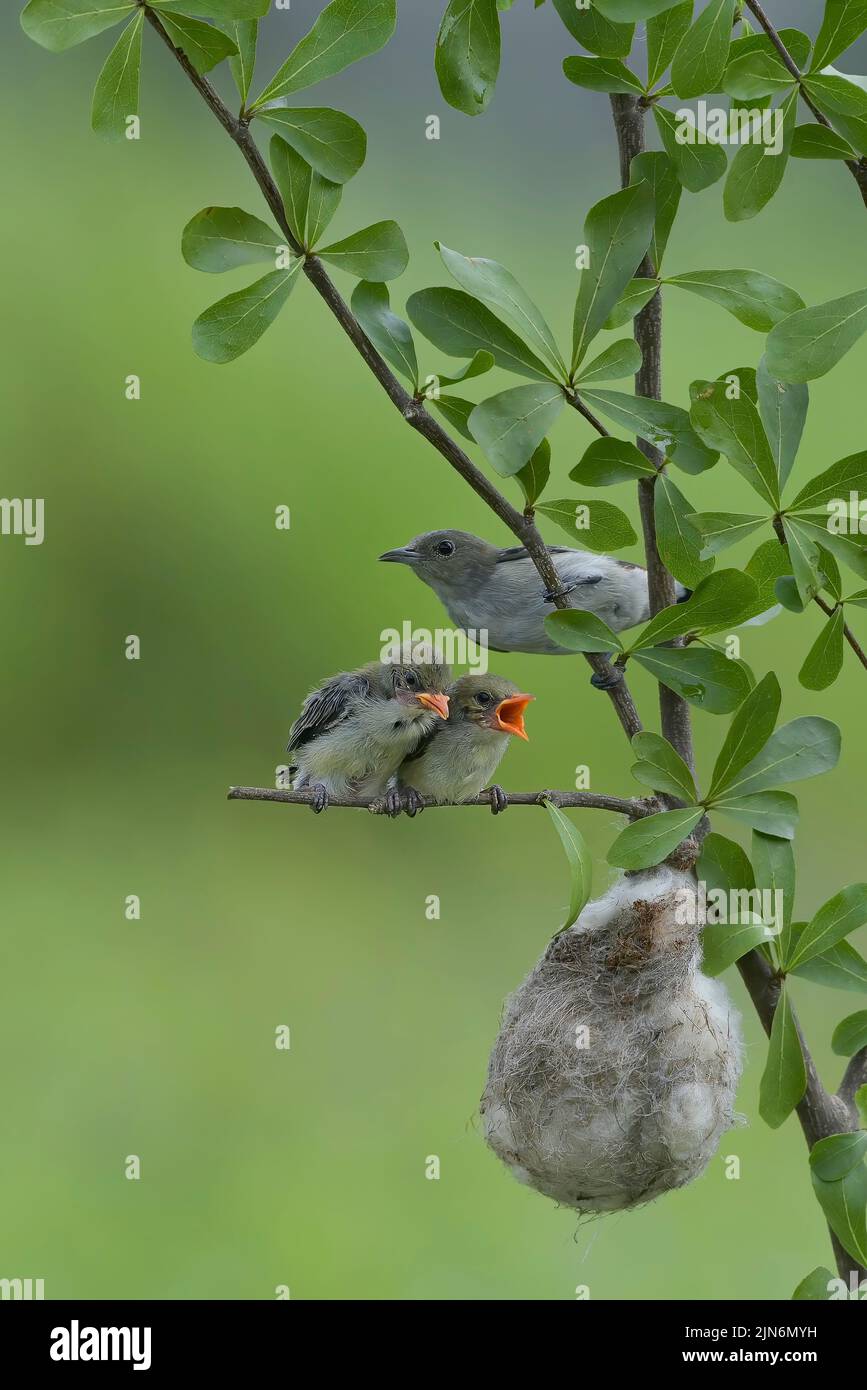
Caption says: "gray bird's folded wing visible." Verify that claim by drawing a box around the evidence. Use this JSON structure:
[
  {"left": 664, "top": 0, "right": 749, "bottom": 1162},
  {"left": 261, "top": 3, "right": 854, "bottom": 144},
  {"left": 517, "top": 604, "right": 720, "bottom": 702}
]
[{"left": 286, "top": 673, "right": 371, "bottom": 756}]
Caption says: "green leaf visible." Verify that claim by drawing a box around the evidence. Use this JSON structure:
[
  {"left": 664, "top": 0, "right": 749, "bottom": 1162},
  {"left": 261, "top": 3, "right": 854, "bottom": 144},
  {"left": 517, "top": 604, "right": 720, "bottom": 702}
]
[
  {"left": 542, "top": 799, "right": 593, "bottom": 931},
  {"left": 153, "top": 0, "right": 269, "bottom": 16},
  {"left": 792, "top": 122, "right": 857, "bottom": 159},
  {"left": 720, "top": 715, "right": 841, "bottom": 802},
  {"left": 792, "top": 514, "right": 867, "bottom": 583},
  {"left": 817, "top": 544, "right": 844, "bottom": 601},
  {"left": 709, "top": 671, "right": 781, "bottom": 800},
  {"left": 782, "top": 516, "right": 823, "bottom": 605},
  {"left": 550, "top": 0, "right": 634, "bottom": 57},
  {"left": 594, "top": 0, "right": 689, "bottom": 17},
  {"left": 254, "top": 107, "right": 367, "bottom": 185},
  {"left": 351, "top": 281, "right": 418, "bottom": 388},
  {"left": 689, "top": 379, "right": 780, "bottom": 509},
  {"left": 787, "top": 885, "right": 867, "bottom": 970},
  {"left": 435, "top": 0, "right": 500, "bottom": 115},
  {"left": 469, "top": 384, "right": 564, "bottom": 476},
  {"left": 746, "top": 537, "right": 795, "bottom": 608},
  {"left": 431, "top": 394, "right": 476, "bottom": 442},
  {"left": 434, "top": 350, "right": 494, "bottom": 388},
  {"left": 832, "top": 1011, "right": 867, "bottom": 1057},
  {"left": 724, "top": 89, "right": 797, "bottom": 222},
  {"left": 671, "top": 0, "right": 737, "bottom": 100},
  {"left": 438, "top": 243, "right": 566, "bottom": 379},
  {"left": 689, "top": 512, "right": 767, "bottom": 558},
  {"left": 654, "top": 105, "right": 729, "bottom": 192},
  {"left": 318, "top": 221, "right": 408, "bottom": 280},
  {"left": 580, "top": 388, "right": 718, "bottom": 474},
  {"left": 181, "top": 206, "right": 285, "bottom": 273},
  {"left": 630, "top": 151, "right": 682, "bottom": 273},
  {"left": 800, "top": 607, "right": 845, "bottom": 691},
  {"left": 713, "top": 790, "right": 799, "bottom": 838},
  {"left": 759, "top": 983, "right": 807, "bottom": 1128},
  {"left": 573, "top": 339, "right": 642, "bottom": 384},
  {"left": 791, "top": 1267, "right": 835, "bottom": 1301},
  {"left": 608, "top": 807, "right": 704, "bottom": 870},
  {"left": 543, "top": 610, "right": 623, "bottom": 654},
  {"left": 572, "top": 183, "right": 655, "bottom": 370},
  {"left": 766, "top": 287, "right": 867, "bottom": 384},
  {"left": 631, "top": 570, "right": 759, "bottom": 648},
  {"left": 666, "top": 269, "right": 803, "bottom": 332},
  {"left": 515, "top": 438, "right": 551, "bottom": 506},
  {"left": 535, "top": 497, "right": 637, "bottom": 552},
  {"left": 630, "top": 731, "right": 697, "bottom": 802},
  {"left": 602, "top": 278, "right": 660, "bottom": 330},
  {"left": 846, "top": 586, "right": 867, "bottom": 607},
  {"left": 812, "top": 1, "right": 867, "bottom": 72},
  {"left": 803, "top": 72, "right": 867, "bottom": 154},
  {"left": 702, "top": 919, "right": 770, "bottom": 977},
  {"left": 226, "top": 18, "right": 258, "bottom": 103},
  {"left": 251, "top": 0, "right": 395, "bottom": 106},
  {"left": 811, "top": 1163, "right": 867, "bottom": 1267},
  {"left": 791, "top": 935, "right": 867, "bottom": 993},
  {"left": 570, "top": 436, "right": 656, "bottom": 486},
  {"left": 789, "top": 450, "right": 867, "bottom": 513},
  {"left": 811, "top": 1132, "right": 867, "bottom": 1182},
  {"left": 647, "top": 1, "right": 694, "bottom": 89},
  {"left": 159, "top": 12, "right": 238, "bottom": 74},
  {"left": 562, "top": 55, "right": 644, "bottom": 94},
  {"left": 752, "top": 829, "right": 794, "bottom": 960},
  {"left": 21, "top": 0, "right": 135, "bottom": 52},
  {"left": 405, "top": 287, "right": 553, "bottom": 382},
  {"left": 91, "top": 8, "right": 143, "bottom": 142},
  {"left": 757, "top": 356, "right": 807, "bottom": 491},
  {"left": 632, "top": 645, "right": 753, "bottom": 713},
  {"left": 192, "top": 263, "right": 301, "bottom": 364},
  {"left": 270, "top": 136, "right": 341, "bottom": 249},
  {"left": 723, "top": 45, "right": 798, "bottom": 100},
  {"left": 654, "top": 473, "right": 715, "bottom": 588},
  {"left": 699, "top": 831, "right": 756, "bottom": 895}
]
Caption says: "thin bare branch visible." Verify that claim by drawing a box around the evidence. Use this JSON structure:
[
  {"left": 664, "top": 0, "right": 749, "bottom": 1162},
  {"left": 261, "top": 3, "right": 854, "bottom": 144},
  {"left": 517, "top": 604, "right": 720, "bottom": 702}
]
[{"left": 228, "top": 785, "right": 652, "bottom": 816}]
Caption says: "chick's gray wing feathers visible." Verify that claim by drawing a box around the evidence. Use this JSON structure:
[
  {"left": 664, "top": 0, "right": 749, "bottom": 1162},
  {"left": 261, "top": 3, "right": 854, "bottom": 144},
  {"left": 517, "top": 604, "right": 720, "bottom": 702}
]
[
  {"left": 496, "top": 545, "right": 572, "bottom": 562},
  {"left": 287, "top": 673, "right": 371, "bottom": 756}
]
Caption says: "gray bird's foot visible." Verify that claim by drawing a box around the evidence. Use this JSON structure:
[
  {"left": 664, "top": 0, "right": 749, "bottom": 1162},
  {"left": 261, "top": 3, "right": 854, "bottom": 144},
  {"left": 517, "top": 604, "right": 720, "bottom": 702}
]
[
  {"left": 487, "top": 784, "right": 508, "bottom": 815},
  {"left": 403, "top": 787, "right": 425, "bottom": 818},
  {"left": 384, "top": 785, "right": 404, "bottom": 818},
  {"left": 590, "top": 667, "right": 624, "bottom": 692},
  {"left": 542, "top": 581, "right": 578, "bottom": 603},
  {"left": 310, "top": 783, "right": 329, "bottom": 813}
]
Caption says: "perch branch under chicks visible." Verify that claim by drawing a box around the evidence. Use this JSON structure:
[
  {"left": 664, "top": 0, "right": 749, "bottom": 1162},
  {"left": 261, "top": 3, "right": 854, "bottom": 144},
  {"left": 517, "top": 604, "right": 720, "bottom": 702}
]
[{"left": 227, "top": 786, "right": 656, "bottom": 817}]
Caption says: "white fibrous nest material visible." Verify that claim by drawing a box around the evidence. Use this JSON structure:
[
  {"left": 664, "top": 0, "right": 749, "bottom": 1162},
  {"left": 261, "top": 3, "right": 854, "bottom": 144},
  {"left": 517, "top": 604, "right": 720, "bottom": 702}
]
[{"left": 481, "top": 869, "right": 743, "bottom": 1214}]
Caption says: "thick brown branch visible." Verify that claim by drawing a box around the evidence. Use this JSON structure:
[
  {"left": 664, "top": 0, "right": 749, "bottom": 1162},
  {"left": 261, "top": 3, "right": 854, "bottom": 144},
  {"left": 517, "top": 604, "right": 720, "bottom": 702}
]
[
  {"left": 609, "top": 95, "right": 696, "bottom": 777},
  {"left": 744, "top": 0, "right": 867, "bottom": 209},
  {"left": 839, "top": 1047, "right": 867, "bottom": 1110},
  {"left": 144, "top": 5, "right": 644, "bottom": 743},
  {"left": 228, "top": 786, "right": 652, "bottom": 816}
]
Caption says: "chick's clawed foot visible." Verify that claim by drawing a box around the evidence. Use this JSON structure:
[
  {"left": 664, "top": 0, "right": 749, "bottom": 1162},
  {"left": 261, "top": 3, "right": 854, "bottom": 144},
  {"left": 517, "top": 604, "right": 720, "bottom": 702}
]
[
  {"left": 487, "top": 785, "right": 508, "bottom": 815},
  {"left": 590, "top": 667, "right": 624, "bottom": 692},
  {"left": 403, "top": 787, "right": 425, "bottom": 818},
  {"left": 310, "top": 784, "right": 330, "bottom": 814}
]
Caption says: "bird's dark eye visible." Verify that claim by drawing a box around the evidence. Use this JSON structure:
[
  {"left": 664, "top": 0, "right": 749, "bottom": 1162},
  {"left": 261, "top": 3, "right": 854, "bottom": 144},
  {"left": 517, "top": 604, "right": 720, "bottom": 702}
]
[
  {"left": 436, "top": 540, "right": 455, "bottom": 557},
  {"left": 405, "top": 669, "right": 419, "bottom": 688},
  {"left": 476, "top": 691, "right": 493, "bottom": 707}
]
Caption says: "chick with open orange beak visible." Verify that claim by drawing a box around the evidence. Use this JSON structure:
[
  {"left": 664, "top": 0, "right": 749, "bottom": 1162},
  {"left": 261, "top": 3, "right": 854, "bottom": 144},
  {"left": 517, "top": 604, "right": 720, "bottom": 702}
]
[{"left": 397, "top": 673, "right": 534, "bottom": 815}]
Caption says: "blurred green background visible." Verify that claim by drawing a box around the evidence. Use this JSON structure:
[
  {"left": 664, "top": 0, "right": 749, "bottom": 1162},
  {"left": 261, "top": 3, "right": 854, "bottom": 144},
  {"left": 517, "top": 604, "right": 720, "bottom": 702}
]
[{"left": 3, "top": 1, "right": 866, "bottom": 1300}]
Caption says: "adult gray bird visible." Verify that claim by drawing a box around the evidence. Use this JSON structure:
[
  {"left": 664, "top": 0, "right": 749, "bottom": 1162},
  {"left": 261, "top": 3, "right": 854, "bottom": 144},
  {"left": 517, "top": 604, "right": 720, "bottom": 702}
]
[
  {"left": 286, "top": 653, "right": 451, "bottom": 813},
  {"left": 379, "top": 529, "right": 689, "bottom": 656},
  {"left": 398, "top": 673, "right": 534, "bottom": 815}
]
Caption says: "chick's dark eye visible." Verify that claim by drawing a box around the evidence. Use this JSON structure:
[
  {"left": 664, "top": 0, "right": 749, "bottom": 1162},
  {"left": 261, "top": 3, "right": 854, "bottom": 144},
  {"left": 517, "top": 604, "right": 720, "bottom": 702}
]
[
  {"left": 476, "top": 691, "right": 493, "bottom": 707},
  {"left": 436, "top": 540, "right": 455, "bottom": 557},
  {"left": 405, "top": 670, "right": 419, "bottom": 688}
]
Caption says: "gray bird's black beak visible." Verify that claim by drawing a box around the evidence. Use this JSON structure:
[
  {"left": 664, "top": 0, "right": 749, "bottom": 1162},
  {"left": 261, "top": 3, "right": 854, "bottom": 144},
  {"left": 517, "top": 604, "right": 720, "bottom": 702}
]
[{"left": 378, "top": 547, "right": 418, "bottom": 565}]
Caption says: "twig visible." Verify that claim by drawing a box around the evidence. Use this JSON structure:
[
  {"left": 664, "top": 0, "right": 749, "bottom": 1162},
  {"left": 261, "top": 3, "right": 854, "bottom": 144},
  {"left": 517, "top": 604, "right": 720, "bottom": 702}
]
[
  {"left": 227, "top": 785, "right": 652, "bottom": 816},
  {"left": 609, "top": 95, "right": 696, "bottom": 779},
  {"left": 143, "top": 6, "right": 644, "bottom": 744},
  {"left": 839, "top": 1047, "right": 867, "bottom": 1110},
  {"left": 744, "top": 0, "right": 867, "bottom": 209}
]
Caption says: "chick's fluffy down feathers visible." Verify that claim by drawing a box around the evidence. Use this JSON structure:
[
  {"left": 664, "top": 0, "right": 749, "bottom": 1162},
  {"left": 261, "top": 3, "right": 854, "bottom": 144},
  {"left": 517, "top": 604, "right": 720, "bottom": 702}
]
[{"left": 481, "top": 869, "right": 742, "bottom": 1213}]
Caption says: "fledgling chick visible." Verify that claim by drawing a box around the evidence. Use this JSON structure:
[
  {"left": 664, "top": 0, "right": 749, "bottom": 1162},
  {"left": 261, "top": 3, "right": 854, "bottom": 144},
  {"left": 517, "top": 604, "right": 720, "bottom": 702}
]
[
  {"left": 286, "top": 653, "right": 451, "bottom": 812},
  {"left": 379, "top": 529, "right": 690, "bottom": 655},
  {"left": 398, "top": 674, "right": 534, "bottom": 815}
]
